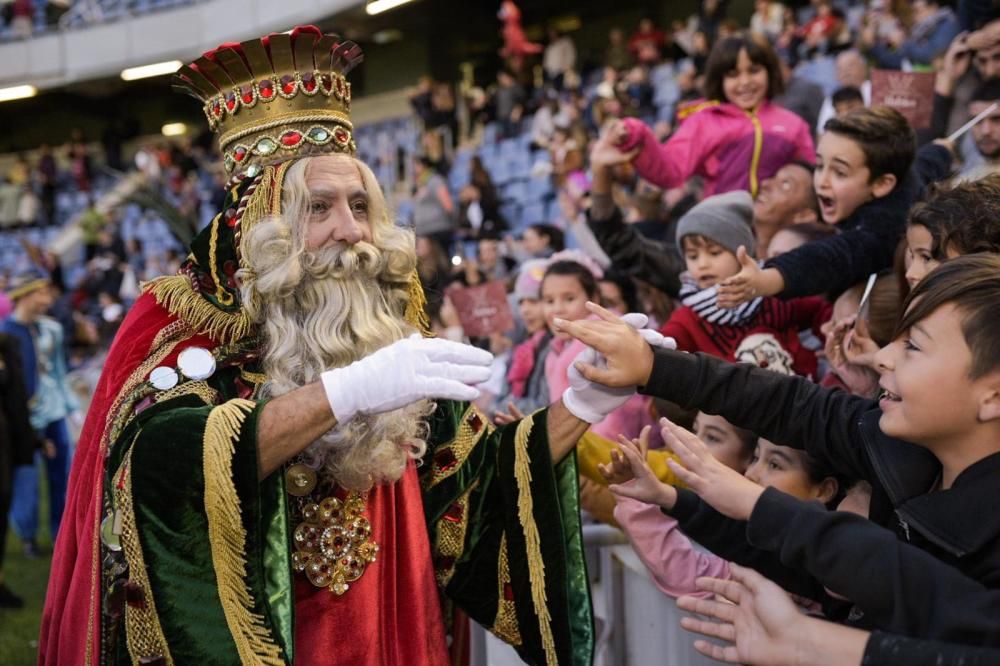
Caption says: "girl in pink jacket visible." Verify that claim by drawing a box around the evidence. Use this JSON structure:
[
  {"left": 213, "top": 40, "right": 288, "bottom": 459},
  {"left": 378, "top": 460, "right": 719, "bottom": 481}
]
[
  {"left": 603, "top": 421, "right": 842, "bottom": 601},
  {"left": 615, "top": 35, "right": 815, "bottom": 197}
]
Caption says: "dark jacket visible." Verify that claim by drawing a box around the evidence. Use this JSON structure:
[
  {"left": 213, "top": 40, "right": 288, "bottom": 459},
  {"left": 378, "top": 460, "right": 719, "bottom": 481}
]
[
  {"left": 641, "top": 349, "right": 1000, "bottom": 597},
  {"left": 766, "top": 144, "right": 952, "bottom": 299},
  {"left": 748, "top": 487, "right": 1000, "bottom": 645},
  {"left": 864, "top": 632, "right": 1000, "bottom": 665},
  {"left": 585, "top": 204, "right": 683, "bottom": 297},
  {"left": 0, "top": 333, "right": 38, "bottom": 496}
]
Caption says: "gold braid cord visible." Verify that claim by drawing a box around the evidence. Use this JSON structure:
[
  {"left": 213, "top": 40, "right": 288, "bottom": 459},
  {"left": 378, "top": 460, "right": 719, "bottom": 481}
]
[
  {"left": 433, "top": 483, "right": 475, "bottom": 589},
  {"left": 513, "top": 413, "right": 558, "bottom": 665},
  {"left": 116, "top": 446, "right": 175, "bottom": 664},
  {"left": 86, "top": 320, "right": 194, "bottom": 666},
  {"left": 491, "top": 532, "right": 522, "bottom": 646},
  {"left": 202, "top": 399, "right": 284, "bottom": 665},
  {"left": 154, "top": 380, "right": 220, "bottom": 406},
  {"left": 423, "top": 405, "right": 493, "bottom": 490}
]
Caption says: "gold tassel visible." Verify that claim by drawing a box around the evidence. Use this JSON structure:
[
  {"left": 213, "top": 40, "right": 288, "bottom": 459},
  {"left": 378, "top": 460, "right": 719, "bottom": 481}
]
[
  {"left": 203, "top": 399, "right": 285, "bottom": 665},
  {"left": 405, "top": 270, "right": 432, "bottom": 336},
  {"left": 143, "top": 276, "right": 252, "bottom": 343},
  {"left": 513, "top": 413, "right": 558, "bottom": 665},
  {"left": 235, "top": 164, "right": 284, "bottom": 265}
]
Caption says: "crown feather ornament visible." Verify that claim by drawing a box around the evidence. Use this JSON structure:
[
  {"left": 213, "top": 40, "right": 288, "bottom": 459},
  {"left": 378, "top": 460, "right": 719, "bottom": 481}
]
[{"left": 173, "top": 25, "right": 363, "bottom": 176}]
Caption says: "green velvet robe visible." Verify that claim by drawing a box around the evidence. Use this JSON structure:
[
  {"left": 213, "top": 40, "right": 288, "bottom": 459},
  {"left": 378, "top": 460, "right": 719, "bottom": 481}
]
[{"left": 100, "top": 363, "right": 593, "bottom": 665}]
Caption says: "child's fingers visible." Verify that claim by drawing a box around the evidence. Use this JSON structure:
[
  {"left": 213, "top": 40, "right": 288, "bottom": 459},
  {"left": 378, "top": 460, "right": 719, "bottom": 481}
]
[
  {"left": 693, "top": 575, "right": 746, "bottom": 606},
  {"left": 667, "top": 458, "right": 699, "bottom": 488},
  {"left": 637, "top": 424, "right": 651, "bottom": 457},
  {"left": 679, "top": 615, "right": 737, "bottom": 644},
  {"left": 691, "top": 639, "right": 740, "bottom": 664}
]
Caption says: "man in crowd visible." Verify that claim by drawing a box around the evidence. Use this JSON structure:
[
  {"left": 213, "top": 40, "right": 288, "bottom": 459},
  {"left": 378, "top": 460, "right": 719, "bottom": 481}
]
[
  {"left": 1, "top": 271, "right": 76, "bottom": 559},
  {"left": 39, "top": 26, "right": 662, "bottom": 665}
]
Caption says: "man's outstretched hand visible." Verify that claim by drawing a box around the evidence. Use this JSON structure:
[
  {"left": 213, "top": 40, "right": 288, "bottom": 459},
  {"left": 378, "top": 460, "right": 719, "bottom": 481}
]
[
  {"left": 553, "top": 302, "right": 673, "bottom": 388},
  {"left": 321, "top": 335, "right": 493, "bottom": 424}
]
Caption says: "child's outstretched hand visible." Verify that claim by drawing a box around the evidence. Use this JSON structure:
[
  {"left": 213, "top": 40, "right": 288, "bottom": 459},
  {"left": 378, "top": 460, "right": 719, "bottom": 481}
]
[
  {"left": 662, "top": 418, "right": 764, "bottom": 521},
  {"left": 717, "top": 247, "right": 784, "bottom": 309},
  {"left": 603, "top": 426, "right": 677, "bottom": 508},
  {"left": 494, "top": 402, "right": 526, "bottom": 426},
  {"left": 598, "top": 425, "right": 652, "bottom": 485}
]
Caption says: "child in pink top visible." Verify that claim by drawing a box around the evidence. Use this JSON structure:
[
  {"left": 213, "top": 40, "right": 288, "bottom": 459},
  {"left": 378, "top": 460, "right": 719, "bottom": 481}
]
[
  {"left": 603, "top": 419, "right": 843, "bottom": 601},
  {"left": 540, "top": 254, "right": 655, "bottom": 441},
  {"left": 613, "top": 35, "right": 814, "bottom": 197}
]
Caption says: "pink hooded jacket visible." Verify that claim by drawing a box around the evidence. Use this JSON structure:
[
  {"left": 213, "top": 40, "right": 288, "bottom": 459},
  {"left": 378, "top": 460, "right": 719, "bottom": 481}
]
[
  {"left": 618, "top": 100, "right": 815, "bottom": 197},
  {"left": 613, "top": 494, "right": 731, "bottom": 600}
]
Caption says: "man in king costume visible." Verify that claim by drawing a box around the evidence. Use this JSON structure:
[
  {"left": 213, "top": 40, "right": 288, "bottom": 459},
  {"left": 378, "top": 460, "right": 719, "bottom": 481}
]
[{"left": 40, "top": 26, "right": 668, "bottom": 665}]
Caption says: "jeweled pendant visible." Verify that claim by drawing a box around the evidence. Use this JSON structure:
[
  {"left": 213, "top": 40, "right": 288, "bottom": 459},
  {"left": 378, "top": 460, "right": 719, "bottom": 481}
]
[{"left": 285, "top": 463, "right": 318, "bottom": 497}]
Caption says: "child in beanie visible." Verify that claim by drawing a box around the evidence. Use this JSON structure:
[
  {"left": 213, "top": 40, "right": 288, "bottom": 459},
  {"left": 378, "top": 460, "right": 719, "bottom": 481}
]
[{"left": 661, "top": 190, "right": 830, "bottom": 378}]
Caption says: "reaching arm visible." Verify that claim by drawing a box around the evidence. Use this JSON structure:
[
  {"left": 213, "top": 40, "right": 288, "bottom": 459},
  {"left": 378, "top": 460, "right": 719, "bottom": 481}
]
[
  {"left": 546, "top": 398, "right": 590, "bottom": 464},
  {"left": 747, "top": 487, "right": 1000, "bottom": 644}
]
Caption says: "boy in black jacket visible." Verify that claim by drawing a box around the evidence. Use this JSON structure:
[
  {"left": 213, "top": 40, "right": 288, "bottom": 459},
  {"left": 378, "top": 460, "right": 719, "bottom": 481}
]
[
  {"left": 716, "top": 107, "right": 953, "bottom": 306},
  {"left": 554, "top": 254, "right": 1000, "bottom": 642}
]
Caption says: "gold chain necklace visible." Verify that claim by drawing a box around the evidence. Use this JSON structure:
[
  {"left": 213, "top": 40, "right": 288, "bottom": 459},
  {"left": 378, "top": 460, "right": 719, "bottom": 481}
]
[{"left": 286, "top": 463, "right": 379, "bottom": 595}]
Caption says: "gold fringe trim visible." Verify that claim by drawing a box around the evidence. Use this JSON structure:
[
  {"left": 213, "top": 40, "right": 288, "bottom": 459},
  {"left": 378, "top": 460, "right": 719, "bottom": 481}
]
[
  {"left": 513, "top": 413, "right": 558, "bottom": 665},
  {"left": 117, "top": 446, "right": 175, "bottom": 664},
  {"left": 203, "top": 399, "right": 284, "bottom": 665},
  {"left": 143, "top": 276, "right": 253, "bottom": 344},
  {"left": 491, "top": 532, "right": 522, "bottom": 646}
]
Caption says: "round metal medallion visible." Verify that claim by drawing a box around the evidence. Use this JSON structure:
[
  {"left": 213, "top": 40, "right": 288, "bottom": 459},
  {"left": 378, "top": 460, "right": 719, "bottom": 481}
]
[
  {"left": 149, "top": 366, "right": 179, "bottom": 391},
  {"left": 178, "top": 347, "right": 217, "bottom": 381}
]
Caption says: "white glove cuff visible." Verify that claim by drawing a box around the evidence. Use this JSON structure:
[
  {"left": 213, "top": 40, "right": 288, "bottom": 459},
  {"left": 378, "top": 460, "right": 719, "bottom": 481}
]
[
  {"left": 321, "top": 368, "right": 356, "bottom": 424},
  {"left": 562, "top": 387, "right": 604, "bottom": 424}
]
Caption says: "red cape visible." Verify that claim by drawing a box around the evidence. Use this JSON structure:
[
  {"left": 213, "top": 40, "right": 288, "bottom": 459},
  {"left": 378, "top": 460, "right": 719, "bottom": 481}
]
[{"left": 40, "top": 293, "right": 215, "bottom": 665}]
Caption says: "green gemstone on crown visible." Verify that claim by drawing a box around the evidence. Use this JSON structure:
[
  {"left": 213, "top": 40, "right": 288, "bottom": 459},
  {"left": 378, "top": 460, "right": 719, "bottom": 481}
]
[
  {"left": 254, "top": 137, "right": 278, "bottom": 155},
  {"left": 307, "top": 127, "right": 330, "bottom": 142}
]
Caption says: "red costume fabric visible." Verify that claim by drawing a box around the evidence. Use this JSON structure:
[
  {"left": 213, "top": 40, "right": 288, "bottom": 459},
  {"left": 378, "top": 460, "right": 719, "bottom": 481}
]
[{"left": 293, "top": 464, "right": 449, "bottom": 665}]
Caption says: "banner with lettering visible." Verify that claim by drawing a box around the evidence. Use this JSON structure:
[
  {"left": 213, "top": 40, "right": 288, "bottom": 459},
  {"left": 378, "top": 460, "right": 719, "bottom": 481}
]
[
  {"left": 870, "top": 69, "right": 935, "bottom": 129},
  {"left": 448, "top": 280, "right": 515, "bottom": 338}
]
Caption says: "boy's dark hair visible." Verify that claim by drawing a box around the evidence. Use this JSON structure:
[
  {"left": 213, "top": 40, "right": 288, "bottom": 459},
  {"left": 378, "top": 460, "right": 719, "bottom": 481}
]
[
  {"left": 832, "top": 86, "right": 864, "bottom": 107},
  {"left": 970, "top": 79, "right": 1000, "bottom": 104},
  {"left": 908, "top": 173, "right": 1000, "bottom": 259},
  {"left": 703, "top": 34, "right": 784, "bottom": 103},
  {"left": 895, "top": 253, "right": 1000, "bottom": 379},
  {"left": 823, "top": 106, "right": 916, "bottom": 183},
  {"left": 528, "top": 223, "right": 565, "bottom": 252},
  {"left": 542, "top": 260, "right": 599, "bottom": 300}
]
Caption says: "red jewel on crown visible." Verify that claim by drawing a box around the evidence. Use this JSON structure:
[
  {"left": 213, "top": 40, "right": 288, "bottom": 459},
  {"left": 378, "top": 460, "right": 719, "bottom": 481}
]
[{"left": 280, "top": 130, "right": 303, "bottom": 147}]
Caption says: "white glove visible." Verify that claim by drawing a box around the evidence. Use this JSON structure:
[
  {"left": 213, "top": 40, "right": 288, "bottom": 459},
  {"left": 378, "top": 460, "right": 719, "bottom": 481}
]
[
  {"left": 321, "top": 334, "right": 493, "bottom": 424},
  {"left": 561, "top": 313, "right": 677, "bottom": 423}
]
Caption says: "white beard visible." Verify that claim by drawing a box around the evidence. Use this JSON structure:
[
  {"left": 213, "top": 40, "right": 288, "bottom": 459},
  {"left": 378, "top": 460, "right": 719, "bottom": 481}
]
[{"left": 242, "top": 223, "right": 431, "bottom": 491}]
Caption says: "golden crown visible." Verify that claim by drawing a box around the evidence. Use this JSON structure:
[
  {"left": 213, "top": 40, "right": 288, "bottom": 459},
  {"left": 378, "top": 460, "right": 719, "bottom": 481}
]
[{"left": 173, "top": 26, "right": 363, "bottom": 176}]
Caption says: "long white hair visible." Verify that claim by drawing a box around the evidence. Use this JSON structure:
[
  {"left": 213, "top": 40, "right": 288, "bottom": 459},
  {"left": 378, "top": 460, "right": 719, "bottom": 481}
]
[{"left": 240, "top": 155, "right": 431, "bottom": 491}]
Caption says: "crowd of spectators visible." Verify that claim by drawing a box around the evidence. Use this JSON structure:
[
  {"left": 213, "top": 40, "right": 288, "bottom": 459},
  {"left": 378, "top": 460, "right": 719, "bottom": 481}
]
[{"left": 4, "top": 2, "right": 1000, "bottom": 664}]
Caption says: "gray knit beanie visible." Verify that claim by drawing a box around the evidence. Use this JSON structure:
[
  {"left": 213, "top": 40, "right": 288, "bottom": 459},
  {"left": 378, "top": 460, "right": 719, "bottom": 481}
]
[{"left": 675, "top": 190, "right": 756, "bottom": 258}]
